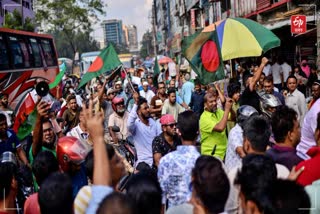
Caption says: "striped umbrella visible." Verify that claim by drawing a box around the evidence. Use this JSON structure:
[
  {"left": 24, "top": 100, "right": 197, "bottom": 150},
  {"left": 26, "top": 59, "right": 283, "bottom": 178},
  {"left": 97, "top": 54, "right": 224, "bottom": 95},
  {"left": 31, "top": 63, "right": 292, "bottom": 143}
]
[{"left": 202, "top": 18, "right": 281, "bottom": 60}]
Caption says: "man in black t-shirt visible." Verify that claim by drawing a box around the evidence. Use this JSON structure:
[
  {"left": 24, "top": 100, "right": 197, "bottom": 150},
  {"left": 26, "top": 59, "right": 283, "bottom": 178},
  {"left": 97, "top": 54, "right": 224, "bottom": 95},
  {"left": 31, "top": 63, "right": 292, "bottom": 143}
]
[
  {"left": 152, "top": 114, "right": 181, "bottom": 169},
  {"left": 239, "top": 57, "right": 268, "bottom": 113}
]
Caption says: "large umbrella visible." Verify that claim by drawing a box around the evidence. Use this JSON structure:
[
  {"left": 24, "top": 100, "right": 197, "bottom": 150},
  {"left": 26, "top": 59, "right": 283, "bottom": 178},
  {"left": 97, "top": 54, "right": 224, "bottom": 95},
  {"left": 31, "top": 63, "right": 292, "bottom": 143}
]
[
  {"left": 158, "top": 56, "right": 173, "bottom": 64},
  {"left": 202, "top": 18, "right": 280, "bottom": 60}
]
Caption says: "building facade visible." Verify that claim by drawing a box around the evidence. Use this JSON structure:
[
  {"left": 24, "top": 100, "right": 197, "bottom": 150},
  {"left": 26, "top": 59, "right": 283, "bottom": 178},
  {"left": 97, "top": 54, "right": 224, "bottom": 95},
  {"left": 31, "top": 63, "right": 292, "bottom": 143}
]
[
  {"left": 152, "top": 0, "right": 320, "bottom": 66},
  {"left": 0, "top": 0, "right": 35, "bottom": 26},
  {"left": 101, "top": 19, "right": 124, "bottom": 46},
  {"left": 126, "top": 24, "right": 138, "bottom": 52}
]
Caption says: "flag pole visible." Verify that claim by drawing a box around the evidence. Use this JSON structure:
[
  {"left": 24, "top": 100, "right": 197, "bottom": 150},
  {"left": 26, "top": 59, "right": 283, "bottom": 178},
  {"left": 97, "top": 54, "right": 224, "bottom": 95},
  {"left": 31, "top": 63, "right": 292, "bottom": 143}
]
[{"left": 121, "top": 65, "right": 135, "bottom": 93}]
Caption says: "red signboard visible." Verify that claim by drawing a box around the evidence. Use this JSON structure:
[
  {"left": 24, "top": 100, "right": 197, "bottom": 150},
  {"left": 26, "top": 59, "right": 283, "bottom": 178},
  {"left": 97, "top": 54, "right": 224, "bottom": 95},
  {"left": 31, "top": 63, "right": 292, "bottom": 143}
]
[{"left": 291, "top": 15, "right": 307, "bottom": 34}]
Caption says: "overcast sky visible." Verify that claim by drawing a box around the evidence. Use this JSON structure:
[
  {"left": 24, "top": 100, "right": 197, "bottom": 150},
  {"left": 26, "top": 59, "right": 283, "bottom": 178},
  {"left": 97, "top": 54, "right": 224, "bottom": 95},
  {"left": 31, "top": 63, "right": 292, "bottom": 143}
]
[{"left": 92, "top": 0, "right": 153, "bottom": 45}]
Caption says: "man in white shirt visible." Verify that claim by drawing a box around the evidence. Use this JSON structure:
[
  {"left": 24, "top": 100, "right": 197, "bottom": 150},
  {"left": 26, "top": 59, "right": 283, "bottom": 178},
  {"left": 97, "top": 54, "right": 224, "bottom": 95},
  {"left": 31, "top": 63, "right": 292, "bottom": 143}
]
[
  {"left": 285, "top": 75, "right": 307, "bottom": 126},
  {"left": 281, "top": 58, "right": 292, "bottom": 86},
  {"left": 139, "top": 81, "right": 155, "bottom": 105},
  {"left": 271, "top": 58, "right": 283, "bottom": 92}
]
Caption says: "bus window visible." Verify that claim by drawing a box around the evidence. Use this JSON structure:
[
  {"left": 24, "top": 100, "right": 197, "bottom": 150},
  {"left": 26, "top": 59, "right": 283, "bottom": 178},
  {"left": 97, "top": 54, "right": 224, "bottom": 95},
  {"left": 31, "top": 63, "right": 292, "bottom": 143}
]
[
  {"left": 40, "top": 39, "right": 56, "bottom": 66},
  {"left": 0, "top": 35, "right": 9, "bottom": 70},
  {"left": 19, "top": 39, "right": 30, "bottom": 68},
  {"left": 29, "top": 38, "right": 42, "bottom": 67},
  {"left": 8, "top": 36, "right": 24, "bottom": 69}
]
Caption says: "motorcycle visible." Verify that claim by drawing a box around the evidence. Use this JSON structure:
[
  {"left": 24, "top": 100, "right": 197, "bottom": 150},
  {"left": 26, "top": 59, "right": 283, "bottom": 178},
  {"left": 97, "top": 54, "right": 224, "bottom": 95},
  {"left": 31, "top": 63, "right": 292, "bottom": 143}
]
[{"left": 111, "top": 125, "right": 137, "bottom": 168}]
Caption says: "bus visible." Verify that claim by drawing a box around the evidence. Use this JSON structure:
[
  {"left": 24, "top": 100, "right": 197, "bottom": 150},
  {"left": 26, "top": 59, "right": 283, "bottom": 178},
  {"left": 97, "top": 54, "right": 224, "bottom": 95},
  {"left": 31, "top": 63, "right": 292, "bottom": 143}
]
[
  {"left": 79, "top": 51, "right": 100, "bottom": 76},
  {"left": 0, "top": 28, "right": 59, "bottom": 113}
]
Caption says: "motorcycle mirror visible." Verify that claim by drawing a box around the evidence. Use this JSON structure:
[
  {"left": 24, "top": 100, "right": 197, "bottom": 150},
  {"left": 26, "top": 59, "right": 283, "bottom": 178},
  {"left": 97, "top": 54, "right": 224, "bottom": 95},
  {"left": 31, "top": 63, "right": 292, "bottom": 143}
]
[{"left": 112, "top": 125, "right": 120, "bottom": 132}]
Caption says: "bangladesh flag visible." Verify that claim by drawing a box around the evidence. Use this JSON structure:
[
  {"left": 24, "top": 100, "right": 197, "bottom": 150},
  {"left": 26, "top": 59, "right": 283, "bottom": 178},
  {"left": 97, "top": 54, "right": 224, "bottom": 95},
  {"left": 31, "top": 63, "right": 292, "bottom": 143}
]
[
  {"left": 49, "top": 62, "right": 66, "bottom": 89},
  {"left": 153, "top": 57, "right": 160, "bottom": 87},
  {"left": 181, "top": 30, "right": 225, "bottom": 85},
  {"left": 78, "top": 43, "right": 122, "bottom": 89}
]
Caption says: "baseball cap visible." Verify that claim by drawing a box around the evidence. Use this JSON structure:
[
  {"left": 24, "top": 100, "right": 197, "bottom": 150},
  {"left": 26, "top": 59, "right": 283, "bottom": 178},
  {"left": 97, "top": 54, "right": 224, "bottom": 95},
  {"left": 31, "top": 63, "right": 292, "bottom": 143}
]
[{"left": 160, "top": 114, "right": 176, "bottom": 125}]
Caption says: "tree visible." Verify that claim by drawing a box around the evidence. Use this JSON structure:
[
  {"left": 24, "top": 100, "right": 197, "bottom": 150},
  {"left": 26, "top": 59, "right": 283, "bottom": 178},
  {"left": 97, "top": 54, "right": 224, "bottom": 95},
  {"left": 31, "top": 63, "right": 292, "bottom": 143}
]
[
  {"left": 108, "top": 42, "right": 129, "bottom": 54},
  {"left": 50, "top": 30, "right": 100, "bottom": 58},
  {"left": 140, "top": 31, "right": 154, "bottom": 58},
  {"left": 3, "top": 9, "right": 35, "bottom": 32},
  {"left": 35, "top": 0, "right": 105, "bottom": 57}
]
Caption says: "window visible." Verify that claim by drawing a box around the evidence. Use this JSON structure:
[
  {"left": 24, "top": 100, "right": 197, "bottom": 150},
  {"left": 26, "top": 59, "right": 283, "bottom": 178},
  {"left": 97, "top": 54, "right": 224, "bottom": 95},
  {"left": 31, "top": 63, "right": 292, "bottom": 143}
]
[
  {"left": 40, "top": 39, "right": 56, "bottom": 66},
  {"left": 8, "top": 36, "right": 24, "bottom": 69},
  {"left": 0, "top": 35, "right": 9, "bottom": 70},
  {"left": 29, "top": 38, "right": 42, "bottom": 67}
]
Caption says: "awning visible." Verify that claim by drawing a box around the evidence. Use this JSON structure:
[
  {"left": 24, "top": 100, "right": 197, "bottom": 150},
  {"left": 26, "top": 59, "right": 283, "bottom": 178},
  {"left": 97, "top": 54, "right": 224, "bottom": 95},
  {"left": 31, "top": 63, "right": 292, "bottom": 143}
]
[{"left": 294, "top": 27, "right": 317, "bottom": 37}]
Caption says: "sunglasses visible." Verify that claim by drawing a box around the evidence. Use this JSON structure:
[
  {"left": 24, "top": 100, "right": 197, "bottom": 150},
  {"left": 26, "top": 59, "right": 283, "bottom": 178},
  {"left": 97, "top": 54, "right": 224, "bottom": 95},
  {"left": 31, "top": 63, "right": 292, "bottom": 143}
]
[
  {"left": 116, "top": 102, "right": 124, "bottom": 106},
  {"left": 165, "top": 123, "right": 177, "bottom": 128}
]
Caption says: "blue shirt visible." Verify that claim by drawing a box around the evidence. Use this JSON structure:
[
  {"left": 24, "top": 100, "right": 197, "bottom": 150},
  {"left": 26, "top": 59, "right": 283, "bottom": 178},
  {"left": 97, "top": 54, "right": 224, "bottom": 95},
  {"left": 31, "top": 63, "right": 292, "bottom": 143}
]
[
  {"left": 157, "top": 145, "right": 200, "bottom": 208},
  {"left": 0, "top": 130, "right": 20, "bottom": 155},
  {"left": 189, "top": 90, "right": 205, "bottom": 115},
  {"left": 127, "top": 104, "right": 160, "bottom": 167},
  {"left": 72, "top": 164, "right": 88, "bottom": 199},
  {"left": 181, "top": 81, "right": 194, "bottom": 105}
]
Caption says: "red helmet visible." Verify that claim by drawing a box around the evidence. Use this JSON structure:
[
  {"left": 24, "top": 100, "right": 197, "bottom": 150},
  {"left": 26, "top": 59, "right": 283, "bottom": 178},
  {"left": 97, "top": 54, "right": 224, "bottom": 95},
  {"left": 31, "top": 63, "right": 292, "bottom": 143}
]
[
  {"left": 111, "top": 96, "right": 125, "bottom": 112},
  {"left": 56, "top": 136, "right": 90, "bottom": 172}
]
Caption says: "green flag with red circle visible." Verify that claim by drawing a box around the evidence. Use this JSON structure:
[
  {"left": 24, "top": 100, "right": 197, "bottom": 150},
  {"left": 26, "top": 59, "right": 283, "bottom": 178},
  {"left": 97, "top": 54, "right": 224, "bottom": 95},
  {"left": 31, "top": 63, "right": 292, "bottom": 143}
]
[
  {"left": 78, "top": 43, "right": 122, "bottom": 89},
  {"left": 181, "top": 30, "right": 225, "bottom": 85}
]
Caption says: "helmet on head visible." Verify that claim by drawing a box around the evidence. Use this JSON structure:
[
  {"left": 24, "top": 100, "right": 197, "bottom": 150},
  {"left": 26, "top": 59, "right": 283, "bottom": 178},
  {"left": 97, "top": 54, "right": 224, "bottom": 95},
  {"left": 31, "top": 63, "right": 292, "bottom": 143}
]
[
  {"left": 111, "top": 96, "right": 125, "bottom": 112},
  {"left": 56, "top": 136, "right": 90, "bottom": 172},
  {"left": 237, "top": 105, "right": 259, "bottom": 128},
  {"left": 260, "top": 94, "right": 281, "bottom": 118}
]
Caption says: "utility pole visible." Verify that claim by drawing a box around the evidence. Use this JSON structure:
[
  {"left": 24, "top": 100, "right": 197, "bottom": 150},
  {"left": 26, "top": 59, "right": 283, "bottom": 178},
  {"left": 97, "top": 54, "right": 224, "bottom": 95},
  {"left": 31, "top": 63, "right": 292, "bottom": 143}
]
[{"left": 21, "top": 0, "right": 24, "bottom": 28}]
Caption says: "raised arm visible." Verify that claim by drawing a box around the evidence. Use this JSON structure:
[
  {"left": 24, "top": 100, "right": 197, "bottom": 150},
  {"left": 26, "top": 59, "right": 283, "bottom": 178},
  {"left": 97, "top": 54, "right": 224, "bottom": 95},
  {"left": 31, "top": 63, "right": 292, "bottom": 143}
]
[
  {"left": 84, "top": 99, "right": 111, "bottom": 186},
  {"left": 213, "top": 98, "right": 233, "bottom": 132},
  {"left": 249, "top": 57, "right": 268, "bottom": 91},
  {"left": 127, "top": 92, "right": 140, "bottom": 135},
  {"left": 32, "top": 101, "right": 50, "bottom": 156}
]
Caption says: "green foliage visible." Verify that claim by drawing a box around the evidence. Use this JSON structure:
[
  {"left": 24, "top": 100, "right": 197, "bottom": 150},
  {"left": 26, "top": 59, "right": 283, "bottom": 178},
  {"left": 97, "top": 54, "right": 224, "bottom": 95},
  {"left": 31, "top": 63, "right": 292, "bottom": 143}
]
[
  {"left": 3, "top": 9, "right": 35, "bottom": 32},
  {"left": 50, "top": 30, "right": 100, "bottom": 59},
  {"left": 140, "top": 30, "right": 154, "bottom": 58},
  {"left": 36, "top": 0, "right": 105, "bottom": 57}
]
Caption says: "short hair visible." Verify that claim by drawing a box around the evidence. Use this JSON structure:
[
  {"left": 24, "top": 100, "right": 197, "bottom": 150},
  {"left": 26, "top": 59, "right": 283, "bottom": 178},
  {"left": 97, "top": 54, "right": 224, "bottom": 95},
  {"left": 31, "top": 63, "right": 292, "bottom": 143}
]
[
  {"left": 126, "top": 172, "right": 162, "bottom": 214},
  {"left": 243, "top": 74, "right": 253, "bottom": 86},
  {"left": 157, "top": 81, "right": 165, "bottom": 88},
  {"left": 66, "top": 94, "right": 76, "bottom": 103},
  {"left": 267, "top": 179, "right": 310, "bottom": 214},
  {"left": 286, "top": 75, "right": 297, "bottom": 83},
  {"left": 263, "top": 75, "right": 274, "bottom": 84},
  {"left": 203, "top": 92, "right": 216, "bottom": 103},
  {"left": 85, "top": 144, "right": 115, "bottom": 181},
  {"left": 97, "top": 192, "right": 134, "bottom": 214},
  {"left": 184, "top": 73, "right": 191, "bottom": 81},
  {"left": 32, "top": 151, "right": 59, "bottom": 186},
  {"left": 0, "top": 162, "right": 17, "bottom": 200},
  {"left": 0, "top": 113, "right": 6, "bottom": 122},
  {"left": 271, "top": 105, "right": 297, "bottom": 143},
  {"left": 38, "top": 172, "right": 73, "bottom": 214},
  {"left": 235, "top": 154, "right": 277, "bottom": 213},
  {"left": 243, "top": 115, "right": 271, "bottom": 152},
  {"left": 177, "top": 111, "right": 199, "bottom": 141},
  {"left": 167, "top": 87, "right": 176, "bottom": 96},
  {"left": 137, "top": 97, "right": 148, "bottom": 112},
  {"left": 192, "top": 156, "right": 230, "bottom": 213},
  {"left": 227, "top": 83, "right": 240, "bottom": 98}
]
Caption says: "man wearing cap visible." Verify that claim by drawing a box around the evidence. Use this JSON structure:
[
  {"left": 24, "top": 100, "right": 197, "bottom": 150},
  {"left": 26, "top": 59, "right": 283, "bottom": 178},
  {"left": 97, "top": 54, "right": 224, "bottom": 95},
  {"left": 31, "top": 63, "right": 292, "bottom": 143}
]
[
  {"left": 114, "top": 80, "right": 127, "bottom": 103},
  {"left": 139, "top": 81, "right": 155, "bottom": 105},
  {"left": 152, "top": 114, "right": 181, "bottom": 169}
]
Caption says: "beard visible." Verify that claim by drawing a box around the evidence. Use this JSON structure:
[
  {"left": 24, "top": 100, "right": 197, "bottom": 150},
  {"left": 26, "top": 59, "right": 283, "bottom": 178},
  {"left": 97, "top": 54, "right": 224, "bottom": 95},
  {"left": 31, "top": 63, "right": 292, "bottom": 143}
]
[{"left": 141, "top": 112, "right": 151, "bottom": 120}]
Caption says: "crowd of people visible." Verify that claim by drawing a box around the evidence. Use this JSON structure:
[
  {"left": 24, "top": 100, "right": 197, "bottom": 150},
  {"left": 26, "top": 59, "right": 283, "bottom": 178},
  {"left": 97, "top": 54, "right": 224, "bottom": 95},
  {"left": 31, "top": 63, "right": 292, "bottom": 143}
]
[{"left": 0, "top": 55, "right": 320, "bottom": 214}]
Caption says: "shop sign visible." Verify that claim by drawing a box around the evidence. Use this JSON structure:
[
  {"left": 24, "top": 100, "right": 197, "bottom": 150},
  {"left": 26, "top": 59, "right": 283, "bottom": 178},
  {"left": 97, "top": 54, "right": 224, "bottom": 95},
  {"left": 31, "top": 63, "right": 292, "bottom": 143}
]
[{"left": 291, "top": 15, "right": 307, "bottom": 34}]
